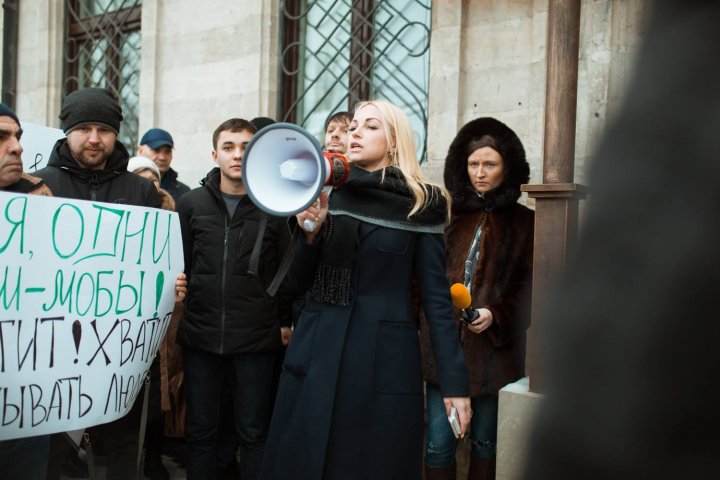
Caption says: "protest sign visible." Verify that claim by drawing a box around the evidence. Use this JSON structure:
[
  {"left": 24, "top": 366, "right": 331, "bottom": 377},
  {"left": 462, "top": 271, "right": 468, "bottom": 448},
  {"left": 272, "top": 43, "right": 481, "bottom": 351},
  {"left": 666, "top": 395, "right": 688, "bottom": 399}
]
[
  {"left": 0, "top": 191, "right": 183, "bottom": 440},
  {"left": 18, "top": 122, "right": 65, "bottom": 173}
]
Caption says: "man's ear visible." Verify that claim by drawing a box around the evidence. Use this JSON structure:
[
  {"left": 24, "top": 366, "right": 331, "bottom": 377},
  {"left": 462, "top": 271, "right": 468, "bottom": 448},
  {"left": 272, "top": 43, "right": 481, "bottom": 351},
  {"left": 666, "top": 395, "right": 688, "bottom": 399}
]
[{"left": 211, "top": 149, "right": 218, "bottom": 164}]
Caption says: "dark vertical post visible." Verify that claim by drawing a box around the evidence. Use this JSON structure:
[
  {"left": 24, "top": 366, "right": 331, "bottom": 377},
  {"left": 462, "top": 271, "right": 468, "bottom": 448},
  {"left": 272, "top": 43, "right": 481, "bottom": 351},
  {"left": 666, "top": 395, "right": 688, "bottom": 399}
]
[
  {"left": 522, "top": 0, "right": 586, "bottom": 393},
  {"left": 279, "top": 0, "right": 301, "bottom": 123},
  {"left": 543, "top": 0, "right": 580, "bottom": 184},
  {"left": 2, "top": 0, "right": 19, "bottom": 108},
  {"left": 349, "top": 0, "right": 374, "bottom": 106}
]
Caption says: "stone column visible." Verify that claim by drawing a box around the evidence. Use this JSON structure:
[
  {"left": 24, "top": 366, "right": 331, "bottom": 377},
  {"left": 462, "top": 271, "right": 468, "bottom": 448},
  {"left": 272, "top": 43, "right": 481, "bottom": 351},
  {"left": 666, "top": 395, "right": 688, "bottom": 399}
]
[
  {"left": 425, "top": 0, "right": 465, "bottom": 184},
  {"left": 15, "top": 0, "right": 63, "bottom": 125}
]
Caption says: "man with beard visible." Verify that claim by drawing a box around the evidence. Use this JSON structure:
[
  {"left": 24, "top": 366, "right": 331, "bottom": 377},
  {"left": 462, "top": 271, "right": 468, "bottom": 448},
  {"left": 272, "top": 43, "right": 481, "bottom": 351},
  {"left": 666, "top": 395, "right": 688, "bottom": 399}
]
[
  {"left": 36, "top": 87, "right": 174, "bottom": 480},
  {"left": 37, "top": 88, "right": 160, "bottom": 207}
]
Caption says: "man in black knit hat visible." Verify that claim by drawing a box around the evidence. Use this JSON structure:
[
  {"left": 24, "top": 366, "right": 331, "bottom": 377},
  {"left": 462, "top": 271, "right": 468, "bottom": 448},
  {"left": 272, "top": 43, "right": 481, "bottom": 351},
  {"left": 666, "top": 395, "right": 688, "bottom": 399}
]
[
  {"left": 36, "top": 87, "right": 160, "bottom": 206},
  {"left": 35, "top": 87, "right": 178, "bottom": 480}
]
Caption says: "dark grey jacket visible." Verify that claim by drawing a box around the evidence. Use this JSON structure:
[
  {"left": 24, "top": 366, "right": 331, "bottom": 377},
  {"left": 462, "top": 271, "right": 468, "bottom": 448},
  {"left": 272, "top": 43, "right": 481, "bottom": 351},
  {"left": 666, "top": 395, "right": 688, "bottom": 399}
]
[{"left": 36, "top": 138, "right": 160, "bottom": 208}]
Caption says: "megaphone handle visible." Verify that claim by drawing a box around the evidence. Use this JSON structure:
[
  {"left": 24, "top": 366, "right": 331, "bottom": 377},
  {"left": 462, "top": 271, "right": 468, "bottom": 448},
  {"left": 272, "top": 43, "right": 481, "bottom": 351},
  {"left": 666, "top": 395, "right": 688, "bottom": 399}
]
[
  {"left": 303, "top": 186, "right": 333, "bottom": 232},
  {"left": 304, "top": 218, "right": 318, "bottom": 232}
]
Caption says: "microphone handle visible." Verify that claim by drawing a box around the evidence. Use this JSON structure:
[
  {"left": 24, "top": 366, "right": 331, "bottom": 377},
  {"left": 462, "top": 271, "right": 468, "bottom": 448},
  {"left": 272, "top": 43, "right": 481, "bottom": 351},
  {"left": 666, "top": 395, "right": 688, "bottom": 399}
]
[{"left": 461, "top": 307, "right": 480, "bottom": 324}]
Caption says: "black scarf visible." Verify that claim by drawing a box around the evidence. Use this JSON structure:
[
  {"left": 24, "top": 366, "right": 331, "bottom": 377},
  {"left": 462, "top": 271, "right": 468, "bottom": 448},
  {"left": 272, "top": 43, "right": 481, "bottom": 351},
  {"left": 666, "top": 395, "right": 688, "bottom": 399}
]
[{"left": 309, "top": 165, "right": 447, "bottom": 305}]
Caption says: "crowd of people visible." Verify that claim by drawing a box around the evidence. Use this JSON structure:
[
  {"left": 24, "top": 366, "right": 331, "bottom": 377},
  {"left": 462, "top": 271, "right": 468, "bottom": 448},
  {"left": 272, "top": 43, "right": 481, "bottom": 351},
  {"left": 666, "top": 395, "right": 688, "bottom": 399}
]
[
  {"left": 7, "top": 2, "right": 717, "bottom": 477},
  {"left": 0, "top": 89, "right": 533, "bottom": 480}
]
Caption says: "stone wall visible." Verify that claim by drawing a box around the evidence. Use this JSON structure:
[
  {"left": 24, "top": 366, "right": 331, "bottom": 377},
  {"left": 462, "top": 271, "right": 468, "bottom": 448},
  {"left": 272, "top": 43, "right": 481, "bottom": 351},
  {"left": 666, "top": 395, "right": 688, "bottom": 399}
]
[
  {"left": 11, "top": 0, "right": 279, "bottom": 189},
  {"left": 137, "top": 0, "right": 280, "bottom": 188},
  {"left": 14, "top": 0, "right": 64, "bottom": 125},
  {"left": 426, "top": 0, "right": 649, "bottom": 202}
]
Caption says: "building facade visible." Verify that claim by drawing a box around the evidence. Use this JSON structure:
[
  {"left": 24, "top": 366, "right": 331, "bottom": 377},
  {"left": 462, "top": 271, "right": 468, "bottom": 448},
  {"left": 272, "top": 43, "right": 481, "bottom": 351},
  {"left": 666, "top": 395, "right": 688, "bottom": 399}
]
[{"left": 2, "top": 0, "right": 648, "bottom": 192}]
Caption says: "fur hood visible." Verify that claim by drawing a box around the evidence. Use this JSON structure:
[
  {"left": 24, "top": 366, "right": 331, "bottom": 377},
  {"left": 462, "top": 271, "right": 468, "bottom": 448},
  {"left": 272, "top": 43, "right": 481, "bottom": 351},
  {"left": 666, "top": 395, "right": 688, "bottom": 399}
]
[
  {"left": 444, "top": 117, "right": 530, "bottom": 213},
  {"left": 158, "top": 187, "right": 176, "bottom": 211}
]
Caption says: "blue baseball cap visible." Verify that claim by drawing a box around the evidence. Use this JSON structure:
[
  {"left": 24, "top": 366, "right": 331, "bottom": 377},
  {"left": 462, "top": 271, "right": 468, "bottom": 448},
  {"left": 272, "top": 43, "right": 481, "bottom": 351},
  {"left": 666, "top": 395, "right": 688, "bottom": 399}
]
[{"left": 140, "top": 128, "right": 174, "bottom": 149}]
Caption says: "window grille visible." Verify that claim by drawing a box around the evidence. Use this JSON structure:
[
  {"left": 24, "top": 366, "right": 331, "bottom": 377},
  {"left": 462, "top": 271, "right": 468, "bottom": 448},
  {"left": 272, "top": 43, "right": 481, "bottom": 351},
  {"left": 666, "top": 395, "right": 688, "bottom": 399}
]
[
  {"left": 64, "top": 0, "right": 141, "bottom": 151},
  {"left": 280, "top": 0, "right": 432, "bottom": 161}
]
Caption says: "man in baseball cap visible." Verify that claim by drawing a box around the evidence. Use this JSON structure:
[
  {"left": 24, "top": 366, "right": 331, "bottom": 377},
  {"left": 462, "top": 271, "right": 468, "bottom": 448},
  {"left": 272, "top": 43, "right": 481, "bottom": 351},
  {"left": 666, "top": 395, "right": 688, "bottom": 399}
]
[{"left": 138, "top": 127, "right": 190, "bottom": 201}]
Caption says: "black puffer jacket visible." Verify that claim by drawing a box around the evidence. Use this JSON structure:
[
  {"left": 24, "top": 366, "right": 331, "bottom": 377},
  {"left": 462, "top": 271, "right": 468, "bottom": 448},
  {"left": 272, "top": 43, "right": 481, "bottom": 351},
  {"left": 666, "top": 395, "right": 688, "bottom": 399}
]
[
  {"left": 176, "top": 167, "right": 292, "bottom": 354},
  {"left": 36, "top": 138, "right": 160, "bottom": 207}
]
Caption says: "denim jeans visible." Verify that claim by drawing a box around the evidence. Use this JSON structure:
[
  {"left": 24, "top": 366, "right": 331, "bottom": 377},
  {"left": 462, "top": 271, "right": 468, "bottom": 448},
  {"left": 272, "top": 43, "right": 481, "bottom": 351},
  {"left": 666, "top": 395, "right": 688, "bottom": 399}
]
[
  {"left": 183, "top": 347, "right": 277, "bottom": 480},
  {"left": 424, "top": 384, "right": 499, "bottom": 468},
  {"left": 0, "top": 435, "right": 50, "bottom": 480}
]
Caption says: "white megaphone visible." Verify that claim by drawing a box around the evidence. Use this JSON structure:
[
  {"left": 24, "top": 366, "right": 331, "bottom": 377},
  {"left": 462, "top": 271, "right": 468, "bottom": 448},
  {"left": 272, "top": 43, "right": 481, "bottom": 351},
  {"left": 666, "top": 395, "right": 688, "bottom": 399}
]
[{"left": 242, "top": 123, "right": 350, "bottom": 226}]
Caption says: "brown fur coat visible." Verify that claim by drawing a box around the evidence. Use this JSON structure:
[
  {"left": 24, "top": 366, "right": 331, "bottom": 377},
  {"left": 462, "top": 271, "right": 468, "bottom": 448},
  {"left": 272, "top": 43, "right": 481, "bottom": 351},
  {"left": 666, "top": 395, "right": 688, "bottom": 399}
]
[{"left": 156, "top": 187, "right": 185, "bottom": 436}]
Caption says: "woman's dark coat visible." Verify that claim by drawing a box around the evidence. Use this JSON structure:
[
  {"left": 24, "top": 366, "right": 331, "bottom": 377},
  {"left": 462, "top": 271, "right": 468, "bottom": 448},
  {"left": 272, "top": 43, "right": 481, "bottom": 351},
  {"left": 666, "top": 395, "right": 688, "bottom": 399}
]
[
  {"left": 420, "top": 117, "right": 534, "bottom": 397},
  {"left": 261, "top": 219, "right": 469, "bottom": 479}
]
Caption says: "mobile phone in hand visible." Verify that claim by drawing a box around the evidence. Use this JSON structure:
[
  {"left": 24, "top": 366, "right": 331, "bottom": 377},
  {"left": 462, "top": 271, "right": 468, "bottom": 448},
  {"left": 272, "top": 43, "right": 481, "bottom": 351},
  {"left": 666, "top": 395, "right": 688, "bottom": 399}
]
[{"left": 448, "top": 406, "right": 461, "bottom": 438}]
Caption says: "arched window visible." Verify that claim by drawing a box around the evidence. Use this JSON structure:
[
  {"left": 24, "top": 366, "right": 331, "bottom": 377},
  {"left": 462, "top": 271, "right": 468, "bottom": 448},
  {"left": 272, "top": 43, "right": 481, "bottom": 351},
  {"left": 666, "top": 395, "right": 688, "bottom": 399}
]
[
  {"left": 280, "top": 0, "right": 432, "bottom": 161},
  {"left": 64, "top": 0, "right": 141, "bottom": 151}
]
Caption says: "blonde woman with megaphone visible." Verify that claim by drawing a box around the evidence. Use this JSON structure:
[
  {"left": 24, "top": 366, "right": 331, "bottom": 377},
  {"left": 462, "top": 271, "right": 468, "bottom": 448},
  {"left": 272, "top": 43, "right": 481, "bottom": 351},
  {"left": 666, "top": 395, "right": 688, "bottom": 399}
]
[{"left": 260, "top": 100, "right": 471, "bottom": 480}]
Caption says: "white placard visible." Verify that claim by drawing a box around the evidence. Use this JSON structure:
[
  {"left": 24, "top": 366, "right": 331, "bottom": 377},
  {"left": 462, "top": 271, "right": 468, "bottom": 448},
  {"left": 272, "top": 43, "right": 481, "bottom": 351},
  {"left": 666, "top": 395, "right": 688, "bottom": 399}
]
[
  {"left": 0, "top": 191, "right": 184, "bottom": 440},
  {"left": 19, "top": 122, "right": 66, "bottom": 173}
]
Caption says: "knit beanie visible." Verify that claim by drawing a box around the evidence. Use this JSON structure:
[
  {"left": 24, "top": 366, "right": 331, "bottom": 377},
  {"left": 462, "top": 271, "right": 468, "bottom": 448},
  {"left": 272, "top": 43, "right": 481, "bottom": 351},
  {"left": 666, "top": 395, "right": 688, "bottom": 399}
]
[
  {"left": 0, "top": 102, "right": 20, "bottom": 126},
  {"left": 59, "top": 88, "right": 123, "bottom": 134},
  {"left": 250, "top": 116, "right": 276, "bottom": 132},
  {"left": 127, "top": 155, "right": 161, "bottom": 180}
]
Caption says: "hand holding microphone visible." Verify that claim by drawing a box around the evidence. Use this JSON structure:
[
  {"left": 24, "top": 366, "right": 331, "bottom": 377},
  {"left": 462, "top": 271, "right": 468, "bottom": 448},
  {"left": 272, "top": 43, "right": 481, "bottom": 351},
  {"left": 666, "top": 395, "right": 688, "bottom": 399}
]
[
  {"left": 450, "top": 283, "right": 479, "bottom": 323},
  {"left": 449, "top": 283, "right": 494, "bottom": 333}
]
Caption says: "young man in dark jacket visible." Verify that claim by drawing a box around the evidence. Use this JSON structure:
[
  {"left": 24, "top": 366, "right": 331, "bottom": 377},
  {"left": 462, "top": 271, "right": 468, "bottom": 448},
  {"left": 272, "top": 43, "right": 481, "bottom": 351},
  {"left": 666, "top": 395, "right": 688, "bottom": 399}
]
[
  {"left": 35, "top": 88, "right": 170, "bottom": 480},
  {"left": 176, "top": 118, "right": 292, "bottom": 480}
]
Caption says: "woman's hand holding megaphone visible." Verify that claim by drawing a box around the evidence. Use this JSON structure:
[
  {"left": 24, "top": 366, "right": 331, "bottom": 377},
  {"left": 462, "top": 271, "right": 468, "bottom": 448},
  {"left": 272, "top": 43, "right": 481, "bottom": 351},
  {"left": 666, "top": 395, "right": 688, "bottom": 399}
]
[{"left": 297, "top": 190, "right": 330, "bottom": 243}]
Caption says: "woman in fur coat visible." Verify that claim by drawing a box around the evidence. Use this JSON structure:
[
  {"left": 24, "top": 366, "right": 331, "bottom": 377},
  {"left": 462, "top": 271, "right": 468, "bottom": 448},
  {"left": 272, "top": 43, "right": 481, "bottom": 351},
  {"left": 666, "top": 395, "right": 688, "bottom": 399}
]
[{"left": 420, "top": 118, "right": 534, "bottom": 480}]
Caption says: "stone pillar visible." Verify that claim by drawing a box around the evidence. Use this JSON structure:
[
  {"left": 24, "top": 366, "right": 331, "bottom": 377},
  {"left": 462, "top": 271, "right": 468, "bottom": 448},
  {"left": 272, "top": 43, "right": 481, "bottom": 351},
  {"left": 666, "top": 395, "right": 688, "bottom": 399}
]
[
  {"left": 425, "top": 0, "right": 465, "bottom": 184},
  {"left": 15, "top": 0, "right": 64, "bottom": 125},
  {"left": 496, "top": 378, "right": 544, "bottom": 480}
]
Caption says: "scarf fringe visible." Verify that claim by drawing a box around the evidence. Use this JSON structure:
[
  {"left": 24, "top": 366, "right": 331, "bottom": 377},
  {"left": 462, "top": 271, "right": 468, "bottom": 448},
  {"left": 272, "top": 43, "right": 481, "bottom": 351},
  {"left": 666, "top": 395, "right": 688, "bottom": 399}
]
[{"left": 310, "top": 263, "right": 353, "bottom": 306}]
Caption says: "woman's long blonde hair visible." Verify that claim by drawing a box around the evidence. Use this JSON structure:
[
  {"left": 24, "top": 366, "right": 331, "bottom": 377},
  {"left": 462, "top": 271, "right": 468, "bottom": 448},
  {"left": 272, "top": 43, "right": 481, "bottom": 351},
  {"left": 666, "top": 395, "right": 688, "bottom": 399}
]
[{"left": 354, "top": 99, "right": 450, "bottom": 220}]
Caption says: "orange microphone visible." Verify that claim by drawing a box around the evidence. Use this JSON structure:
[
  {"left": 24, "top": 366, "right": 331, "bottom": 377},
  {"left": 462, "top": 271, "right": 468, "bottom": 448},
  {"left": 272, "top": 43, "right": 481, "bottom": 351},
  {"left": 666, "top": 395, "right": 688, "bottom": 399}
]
[{"left": 450, "top": 283, "right": 480, "bottom": 324}]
